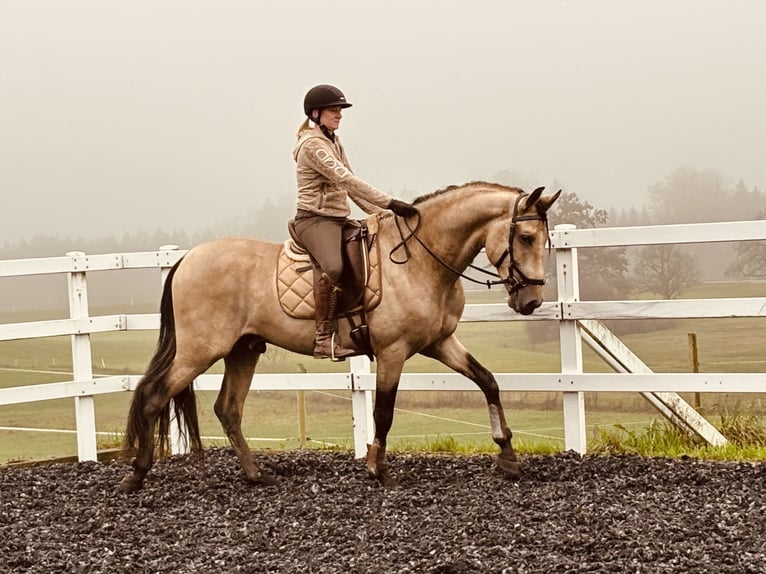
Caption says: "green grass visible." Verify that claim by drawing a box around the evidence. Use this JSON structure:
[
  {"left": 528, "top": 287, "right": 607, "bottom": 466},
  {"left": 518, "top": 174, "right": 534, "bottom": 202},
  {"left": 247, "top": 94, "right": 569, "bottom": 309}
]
[
  {"left": 590, "top": 413, "right": 766, "bottom": 460},
  {"left": 1, "top": 281, "right": 765, "bottom": 463}
]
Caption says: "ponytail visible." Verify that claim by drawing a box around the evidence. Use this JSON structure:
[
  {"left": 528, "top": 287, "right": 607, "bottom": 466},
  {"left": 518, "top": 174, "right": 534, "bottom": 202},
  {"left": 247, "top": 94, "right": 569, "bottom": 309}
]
[{"left": 295, "top": 118, "right": 310, "bottom": 138}]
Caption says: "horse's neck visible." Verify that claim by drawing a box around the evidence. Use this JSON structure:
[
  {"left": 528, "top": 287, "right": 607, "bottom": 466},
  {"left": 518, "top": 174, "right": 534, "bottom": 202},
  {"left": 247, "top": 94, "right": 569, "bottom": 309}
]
[
  {"left": 381, "top": 189, "right": 515, "bottom": 283},
  {"left": 414, "top": 189, "right": 513, "bottom": 270}
]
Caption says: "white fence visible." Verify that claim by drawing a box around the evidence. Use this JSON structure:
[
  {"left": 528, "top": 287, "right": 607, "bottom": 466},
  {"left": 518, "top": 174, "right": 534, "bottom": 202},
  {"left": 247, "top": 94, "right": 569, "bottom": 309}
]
[{"left": 1, "top": 221, "right": 766, "bottom": 462}]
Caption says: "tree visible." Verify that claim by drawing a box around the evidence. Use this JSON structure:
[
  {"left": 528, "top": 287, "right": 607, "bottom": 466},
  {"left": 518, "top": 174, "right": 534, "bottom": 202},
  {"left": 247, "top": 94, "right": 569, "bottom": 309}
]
[
  {"left": 632, "top": 244, "right": 700, "bottom": 299},
  {"left": 527, "top": 191, "right": 631, "bottom": 344},
  {"left": 729, "top": 242, "right": 766, "bottom": 279},
  {"left": 728, "top": 209, "right": 766, "bottom": 279},
  {"left": 646, "top": 168, "right": 766, "bottom": 280},
  {"left": 647, "top": 167, "right": 729, "bottom": 224},
  {"left": 548, "top": 192, "right": 631, "bottom": 301},
  {"left": 647, "top": 167, "right": 766, "bottom": 225}
]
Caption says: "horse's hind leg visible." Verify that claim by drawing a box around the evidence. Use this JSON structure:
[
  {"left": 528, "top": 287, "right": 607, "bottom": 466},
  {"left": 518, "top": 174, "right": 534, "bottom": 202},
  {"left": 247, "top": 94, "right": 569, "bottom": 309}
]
[
  {"left": 214, "top": 336, "right": 277, "bottom": 486},
  {"left": 421, "top": 334, "right": 521, "bottom": 479},
  {"left": 119, "top": 360, "right": 207, "bottom": 493}
]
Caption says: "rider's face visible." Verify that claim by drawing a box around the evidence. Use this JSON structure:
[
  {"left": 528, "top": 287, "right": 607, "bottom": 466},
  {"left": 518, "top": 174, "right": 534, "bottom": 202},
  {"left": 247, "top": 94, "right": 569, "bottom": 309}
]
[{"left": 317, "top": 106, "right": 343, "bottom": 131}]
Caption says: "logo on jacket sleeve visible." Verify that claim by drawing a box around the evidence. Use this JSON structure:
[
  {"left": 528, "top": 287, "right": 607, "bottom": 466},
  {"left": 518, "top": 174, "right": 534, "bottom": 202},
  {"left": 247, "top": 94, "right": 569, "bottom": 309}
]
[{"left": 315, "top": 148, "right": 352, "bottom": 179}]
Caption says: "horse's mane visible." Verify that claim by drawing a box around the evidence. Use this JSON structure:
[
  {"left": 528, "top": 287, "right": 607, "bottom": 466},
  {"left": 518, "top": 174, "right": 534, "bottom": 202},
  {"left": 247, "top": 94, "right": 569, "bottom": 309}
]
[{"left": 412, "top": 181, "right": 523, "bottom": 206}]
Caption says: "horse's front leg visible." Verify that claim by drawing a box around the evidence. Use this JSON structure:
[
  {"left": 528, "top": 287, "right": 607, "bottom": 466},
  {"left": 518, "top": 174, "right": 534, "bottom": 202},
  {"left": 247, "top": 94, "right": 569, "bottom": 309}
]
[
  {"left": 421, "top": 334, "right": 521, "bottom": 480},
  {"left": 366, "top": 350, "right": 407, "bottom": 487}
]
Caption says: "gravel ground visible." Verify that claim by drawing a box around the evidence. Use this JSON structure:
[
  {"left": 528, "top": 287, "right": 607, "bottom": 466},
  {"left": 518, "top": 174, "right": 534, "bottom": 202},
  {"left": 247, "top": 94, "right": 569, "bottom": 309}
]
[{"left": 1, "top": 449, "right": 765, "bottom": 574}]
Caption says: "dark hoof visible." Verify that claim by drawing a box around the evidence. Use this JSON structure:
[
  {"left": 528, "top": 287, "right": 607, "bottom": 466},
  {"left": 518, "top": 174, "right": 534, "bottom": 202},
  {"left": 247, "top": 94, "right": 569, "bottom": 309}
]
[
  {"left": 251, "top": 471, "right": 279, "bottom": 487},
  {"left": 381, "top": 475, "right": 399, "bottom": 488},
  {"left": 496, "top": 455, "right": 521, "bottom": 480},
  {"left": 117, "top": 474, "right": 143, "bottom": 494},
  {"left": 366, "top": 466, "right": 399, "bottom": 487}
]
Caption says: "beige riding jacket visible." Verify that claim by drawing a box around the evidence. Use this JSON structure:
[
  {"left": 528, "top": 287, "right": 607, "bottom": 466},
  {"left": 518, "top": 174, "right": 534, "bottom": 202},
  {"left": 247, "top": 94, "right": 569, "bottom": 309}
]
[{"left": 293, "top": 126, "right": 393, "bottom": 217}]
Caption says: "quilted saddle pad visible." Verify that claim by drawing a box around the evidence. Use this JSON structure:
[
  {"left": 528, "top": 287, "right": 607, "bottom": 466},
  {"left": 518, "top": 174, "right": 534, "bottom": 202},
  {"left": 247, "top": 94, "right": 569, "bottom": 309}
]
[{"left": 276, "top": 221, "right": 382, "bottom": 320}]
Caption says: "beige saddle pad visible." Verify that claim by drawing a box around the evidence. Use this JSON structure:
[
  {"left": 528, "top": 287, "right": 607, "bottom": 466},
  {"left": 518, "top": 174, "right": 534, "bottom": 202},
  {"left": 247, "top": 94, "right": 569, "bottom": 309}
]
[{"left": 276, "top": 218, "right": 383, "bottom": 319}]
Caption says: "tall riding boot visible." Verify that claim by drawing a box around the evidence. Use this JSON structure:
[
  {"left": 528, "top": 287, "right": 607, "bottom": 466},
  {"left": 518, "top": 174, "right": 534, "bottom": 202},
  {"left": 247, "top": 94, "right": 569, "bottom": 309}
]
[{"left": 313, "top": 272, "right": 356, "bottom": 361}]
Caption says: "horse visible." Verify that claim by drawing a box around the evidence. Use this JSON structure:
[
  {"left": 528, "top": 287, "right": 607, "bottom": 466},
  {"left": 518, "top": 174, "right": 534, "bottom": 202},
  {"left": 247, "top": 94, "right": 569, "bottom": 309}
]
[{"left": 118, "top": 182, "right": 561, "bottom": 492}]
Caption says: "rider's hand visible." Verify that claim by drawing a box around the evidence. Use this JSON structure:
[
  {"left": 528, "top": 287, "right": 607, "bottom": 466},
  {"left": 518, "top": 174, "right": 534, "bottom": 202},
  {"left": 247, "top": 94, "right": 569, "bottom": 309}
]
[{"left": 388, "top": 199, "right": 418, "bottom": 218}]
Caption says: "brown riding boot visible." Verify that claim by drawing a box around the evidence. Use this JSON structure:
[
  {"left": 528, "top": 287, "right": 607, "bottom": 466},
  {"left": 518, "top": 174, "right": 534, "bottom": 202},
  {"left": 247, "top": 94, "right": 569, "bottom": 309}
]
[{"left": 313, "top": 272, "right": 356, "bottom": 361}]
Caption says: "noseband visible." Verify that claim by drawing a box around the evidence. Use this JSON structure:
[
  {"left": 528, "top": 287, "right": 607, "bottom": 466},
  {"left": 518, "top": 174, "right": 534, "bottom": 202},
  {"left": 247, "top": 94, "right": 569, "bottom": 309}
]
[{"left": 390, "top": 191, "right": 549, "bottom": 293}]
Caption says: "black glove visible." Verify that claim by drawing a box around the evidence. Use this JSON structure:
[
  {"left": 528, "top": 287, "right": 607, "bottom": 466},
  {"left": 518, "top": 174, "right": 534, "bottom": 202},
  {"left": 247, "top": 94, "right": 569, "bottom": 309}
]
[{"left": 388, "top": 199, "right": 418, "bottom": 217}]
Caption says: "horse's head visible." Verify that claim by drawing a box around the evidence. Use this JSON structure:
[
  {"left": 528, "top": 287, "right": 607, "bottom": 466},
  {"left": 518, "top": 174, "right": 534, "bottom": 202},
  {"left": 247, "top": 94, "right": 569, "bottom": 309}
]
[{"left": 485, "top": 186, "right": 561, "bottom": 315}]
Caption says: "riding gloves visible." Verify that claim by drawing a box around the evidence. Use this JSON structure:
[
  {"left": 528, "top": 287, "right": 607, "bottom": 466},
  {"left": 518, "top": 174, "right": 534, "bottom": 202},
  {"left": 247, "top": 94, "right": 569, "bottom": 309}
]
[{"left": 388, "top": 199, "right": 418, "bottom": 217}]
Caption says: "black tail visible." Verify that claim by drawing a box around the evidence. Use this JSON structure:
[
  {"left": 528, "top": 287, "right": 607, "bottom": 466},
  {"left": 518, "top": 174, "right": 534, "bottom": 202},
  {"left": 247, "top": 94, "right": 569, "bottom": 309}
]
[{"left": 124, "top": 258, "right": 203, "bottom": 457}]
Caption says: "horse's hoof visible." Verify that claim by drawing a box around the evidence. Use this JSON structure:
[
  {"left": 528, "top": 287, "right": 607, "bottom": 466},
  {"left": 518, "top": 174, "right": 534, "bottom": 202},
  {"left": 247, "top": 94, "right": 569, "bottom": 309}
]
[
  {"left": 379, "top": 471, "right": 399, "bottom": 488},
  {"left": 250, "top": 471, "right": 279, "bottom": 487},
  {"left": 117, "top": 474, "right": 143, "bottom": 494},
  {"left": 368, "top": 467, "right": 399, "bottom": 488},
  {"left": 496, "top": 455, "right": 521, "bottom": 480}
]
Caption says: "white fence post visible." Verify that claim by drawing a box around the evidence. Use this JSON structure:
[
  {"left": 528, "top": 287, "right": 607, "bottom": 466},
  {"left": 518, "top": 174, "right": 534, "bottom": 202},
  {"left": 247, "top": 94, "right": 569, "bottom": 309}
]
[
  {"left": 554, "top": 225, "right": 587, "bottom": 453},
  {"left": 66, "top": 251, "right": 98, "bottom": 462},
  {"left": 159, "top": 245, "right": 188, "bottom": 456},
  {"left": 350, "top": 355, "right": 374, "bottom": 459}
]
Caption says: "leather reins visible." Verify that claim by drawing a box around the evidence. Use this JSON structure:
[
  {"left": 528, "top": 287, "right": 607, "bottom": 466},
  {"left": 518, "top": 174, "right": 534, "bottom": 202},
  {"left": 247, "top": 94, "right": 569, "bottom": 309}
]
[{"left": 389, "top": 192, "right": 550, "bottom": 293}]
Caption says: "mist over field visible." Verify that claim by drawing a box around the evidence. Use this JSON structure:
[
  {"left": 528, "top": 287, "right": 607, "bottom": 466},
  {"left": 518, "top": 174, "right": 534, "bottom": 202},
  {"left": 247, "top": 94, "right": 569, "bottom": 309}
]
[{"left": 1, "top": 1, "right": 765, "bottom": 248}]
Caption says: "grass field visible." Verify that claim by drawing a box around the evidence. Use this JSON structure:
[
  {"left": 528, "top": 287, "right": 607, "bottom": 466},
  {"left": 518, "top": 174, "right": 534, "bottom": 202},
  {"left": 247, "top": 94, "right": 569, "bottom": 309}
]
[{"left": 1, "top": 281, "right": 765, "bottom": 463}]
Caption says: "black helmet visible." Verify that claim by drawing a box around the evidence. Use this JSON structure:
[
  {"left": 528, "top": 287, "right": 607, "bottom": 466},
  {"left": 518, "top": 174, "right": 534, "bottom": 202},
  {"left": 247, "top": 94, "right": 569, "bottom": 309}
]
[{"left": 303, "top": 84, "right": 352, "bottom": 118}]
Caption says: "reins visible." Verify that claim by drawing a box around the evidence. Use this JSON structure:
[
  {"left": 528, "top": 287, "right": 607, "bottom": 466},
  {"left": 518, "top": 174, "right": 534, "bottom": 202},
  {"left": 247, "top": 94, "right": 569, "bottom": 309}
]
[{"left": 388, "top": 191, "right": 550, "bottom": 292}]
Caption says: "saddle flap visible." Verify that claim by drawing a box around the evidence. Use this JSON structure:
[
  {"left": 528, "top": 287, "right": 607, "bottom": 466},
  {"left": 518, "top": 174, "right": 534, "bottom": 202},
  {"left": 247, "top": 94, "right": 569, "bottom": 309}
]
[{"left": 277, "top": 215, "right": 382, "bottom": 320}]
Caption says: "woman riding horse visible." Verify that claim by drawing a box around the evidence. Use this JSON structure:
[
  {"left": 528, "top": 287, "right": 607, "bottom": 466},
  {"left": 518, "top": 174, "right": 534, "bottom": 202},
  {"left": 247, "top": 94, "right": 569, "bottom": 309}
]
[
  {"left": 119, "top": 181, "right": 561, "bottom": 492},
  {"left": 292, "top": 84, "right": 418, "bottom": 360}
]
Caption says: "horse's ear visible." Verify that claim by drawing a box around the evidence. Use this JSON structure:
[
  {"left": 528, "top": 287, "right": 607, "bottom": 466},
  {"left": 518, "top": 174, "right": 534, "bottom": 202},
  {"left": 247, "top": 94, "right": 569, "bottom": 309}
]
[
  {"left": 536, "top": 189, "right": 562, "bottom": 213},
  {"left": 525, "top": 186, "right": 545, "bottom": 209}
]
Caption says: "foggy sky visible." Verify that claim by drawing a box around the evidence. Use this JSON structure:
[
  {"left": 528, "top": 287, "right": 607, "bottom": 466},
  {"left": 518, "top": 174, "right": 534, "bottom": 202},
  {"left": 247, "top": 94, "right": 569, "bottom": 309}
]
[{"left": 2, "top": 1, "right": 765, "bottom": 245}]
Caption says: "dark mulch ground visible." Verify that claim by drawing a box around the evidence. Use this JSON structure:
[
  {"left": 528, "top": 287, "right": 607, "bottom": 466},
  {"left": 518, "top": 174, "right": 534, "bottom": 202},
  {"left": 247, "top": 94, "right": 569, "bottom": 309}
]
[{"left": 1, "top": 449, "right": 765, "bottom": 574}]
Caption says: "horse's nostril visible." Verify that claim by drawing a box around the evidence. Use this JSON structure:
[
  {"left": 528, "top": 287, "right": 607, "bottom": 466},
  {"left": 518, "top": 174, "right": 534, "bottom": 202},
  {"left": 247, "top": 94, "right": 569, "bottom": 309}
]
[{"left": 520, "top": 300, "right": 541, "bottom": 316}]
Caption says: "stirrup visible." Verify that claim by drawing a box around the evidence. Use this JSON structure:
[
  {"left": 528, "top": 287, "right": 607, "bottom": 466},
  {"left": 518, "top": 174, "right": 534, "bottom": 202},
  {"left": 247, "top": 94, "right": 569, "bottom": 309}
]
[{"left": 329, "top": 333, "right": 353, "bottom": 362}]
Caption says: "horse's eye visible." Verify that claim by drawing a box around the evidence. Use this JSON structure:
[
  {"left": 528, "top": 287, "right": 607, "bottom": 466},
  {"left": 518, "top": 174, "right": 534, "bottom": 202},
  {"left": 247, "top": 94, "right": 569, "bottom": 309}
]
[{"left": 519, "top": 234, "right": 535, "bottom": 246}]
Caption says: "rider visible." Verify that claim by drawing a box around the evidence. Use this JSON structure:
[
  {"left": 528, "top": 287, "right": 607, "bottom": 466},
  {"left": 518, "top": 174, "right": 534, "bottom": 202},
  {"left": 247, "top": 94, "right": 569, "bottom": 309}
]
[{"left": 292, "top": 84, "right": 418, "bottom": 361}]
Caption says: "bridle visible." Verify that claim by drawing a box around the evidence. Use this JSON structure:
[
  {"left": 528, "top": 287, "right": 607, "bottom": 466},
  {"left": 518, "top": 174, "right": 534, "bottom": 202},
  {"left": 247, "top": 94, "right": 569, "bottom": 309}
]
[{"left": 390, "top": 191, "right": 550, "bottom": 293}]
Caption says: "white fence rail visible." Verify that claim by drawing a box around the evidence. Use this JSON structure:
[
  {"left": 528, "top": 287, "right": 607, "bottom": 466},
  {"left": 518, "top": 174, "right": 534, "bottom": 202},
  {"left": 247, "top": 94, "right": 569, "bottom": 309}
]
[{"left": 1, "top": 221, "right": 766, "bottom": 462}]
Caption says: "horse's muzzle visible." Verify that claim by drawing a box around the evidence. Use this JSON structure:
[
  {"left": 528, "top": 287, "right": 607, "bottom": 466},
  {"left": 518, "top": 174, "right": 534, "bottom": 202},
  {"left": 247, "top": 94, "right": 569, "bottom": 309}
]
[{"left": 508, "top": 294, "right": 542, "bottom": 316}]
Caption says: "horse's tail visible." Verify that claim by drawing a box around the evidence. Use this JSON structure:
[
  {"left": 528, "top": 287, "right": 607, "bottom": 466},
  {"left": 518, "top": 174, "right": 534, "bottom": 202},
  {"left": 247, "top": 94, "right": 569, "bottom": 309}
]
[{"left": 123, "top": 257, "right": 203, "bottom": 457}]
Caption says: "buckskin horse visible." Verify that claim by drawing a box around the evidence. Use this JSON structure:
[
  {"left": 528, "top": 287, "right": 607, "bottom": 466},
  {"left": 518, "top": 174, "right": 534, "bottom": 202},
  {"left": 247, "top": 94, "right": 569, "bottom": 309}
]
[{"left": 119, "top": 182, "right": 560, "bottom": 492}]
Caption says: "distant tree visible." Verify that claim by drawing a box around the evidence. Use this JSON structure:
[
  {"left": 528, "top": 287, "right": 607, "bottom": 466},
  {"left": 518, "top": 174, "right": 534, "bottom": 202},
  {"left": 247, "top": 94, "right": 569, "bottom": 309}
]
[
  {"left": 729, "top": 242, "right": 766, "bottom": 279},
  {"left": 551, "top": 191, "right": 608, "bottom": 228},
  {"left": 631, "top": 244, "right": 700, "bottom": 299},
  {"left": 612, "top": 205, "right": 652, "bottom": 227},
  {"left": 727, "top": 209, "right": 766, "bottom": 279},
  {"left": 646, "top": 168, "right": 766, "bottom": 280},
  {"left": 548, "top": 192, "right": 631, "bottom": 301},
  {"left": 527, "top": 191, "right": 631, "bottom": 344},
  {"left": 647, "top": 167, "right": 729, "bottom": 223},
  {"left": 647, "top": 167, "right": 766, "bottom": 225},
  {"left": 210, "top": 195, "right": 294, "bottom": 242}
]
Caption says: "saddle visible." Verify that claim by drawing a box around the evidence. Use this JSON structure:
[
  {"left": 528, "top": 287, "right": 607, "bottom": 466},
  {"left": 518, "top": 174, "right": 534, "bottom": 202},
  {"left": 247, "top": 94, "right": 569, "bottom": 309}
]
[{"left": 277, "top": 215, "right": 383, "bottom": 321}]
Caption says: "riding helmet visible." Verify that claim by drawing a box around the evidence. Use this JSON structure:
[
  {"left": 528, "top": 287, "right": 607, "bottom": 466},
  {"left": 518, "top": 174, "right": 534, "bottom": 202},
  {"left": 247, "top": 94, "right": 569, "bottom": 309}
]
[{"left": 303, "top": 84, "right": 353, "bottom": 118}]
